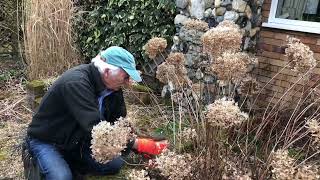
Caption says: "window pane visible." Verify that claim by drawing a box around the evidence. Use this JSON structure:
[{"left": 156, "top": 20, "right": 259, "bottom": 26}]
[{"left": 275, "top": 0, "right": 320, "bottom": 22}]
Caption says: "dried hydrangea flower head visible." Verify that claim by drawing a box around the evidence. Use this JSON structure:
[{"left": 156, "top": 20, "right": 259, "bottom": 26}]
[
  {"left": 210, "top": 51, "right": 249, "bottom": 83},
  {"left": 295, "top": 164, "right": 320, "bottom": 180},
  {"left": 205, "top": 97, "right": 248, "bottom": 128},
  {"left": 165, "top": 52, "right": 185, "bottom": 66},
  {"left": 184, "top": 19, "right": 209, "bottom": 32},
  {"left": 238, "top": 75, "right": 261, "bottom": 96},
  {"left": 178, "top": 127, "right": 197, "bottom": 143},
  {"left": 222, "top": 155, "right": 252, "bottom": 180},
  {"left": 201, "top": 20, "right": 242, "bottom": 57},
  {"left": 285, "top": 36, "right": 317, "bottom": 74},
  {"left": 90, "top": 117, "right": 134, "bottom": 163},
  {"left": 306, "top": 118, "right": 320, "bottom": 149},
  {"left": 156, "top": 53, "right": 191, "bottom": 89},
  {"left": 155, "top": 150, "right": 193, "bottom": 180},
  {"left": 127, "top": 169, "right": 150, "bottom": 180},
  {"left": 144, "top": 37, "right": 167, "bottom": 59},
  {"left": 270, "top": 149, "right": 295, "bottom": 180}
]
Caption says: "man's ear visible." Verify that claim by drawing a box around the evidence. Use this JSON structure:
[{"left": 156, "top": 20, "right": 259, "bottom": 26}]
[{"left": 102, "top": 68, "right": 110, "bottom": 80}]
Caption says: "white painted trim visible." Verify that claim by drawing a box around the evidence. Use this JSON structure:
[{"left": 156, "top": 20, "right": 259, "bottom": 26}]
[{"left": 263, "top": 0, "right": 320, "bottom": 34}]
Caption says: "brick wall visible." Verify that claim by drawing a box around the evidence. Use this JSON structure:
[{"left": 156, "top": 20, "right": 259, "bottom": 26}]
[{"left": 254, "top": 0, "right": 320, "bottom": 107}]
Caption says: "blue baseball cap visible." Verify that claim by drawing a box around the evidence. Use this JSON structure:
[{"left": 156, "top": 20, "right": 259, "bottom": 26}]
[{"left": 100, "top": 46, "right": 142, "bottom": 82}]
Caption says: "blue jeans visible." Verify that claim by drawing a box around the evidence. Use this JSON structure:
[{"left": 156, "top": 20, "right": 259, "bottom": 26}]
[{"left": 26, "top": 137, "right": 125, "bottom": 180}]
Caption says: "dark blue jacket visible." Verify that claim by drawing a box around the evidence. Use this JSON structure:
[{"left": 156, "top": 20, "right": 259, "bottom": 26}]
[{"left": 27, "top": 63, "right": 126, "bottom": 151}]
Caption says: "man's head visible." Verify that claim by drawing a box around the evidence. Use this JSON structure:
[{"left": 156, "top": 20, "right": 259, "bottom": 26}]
[{"left": 92, "top": 46, "right": 142, "bottom": 91}]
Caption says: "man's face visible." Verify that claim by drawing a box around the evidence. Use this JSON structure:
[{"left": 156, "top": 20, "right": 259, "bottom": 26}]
[{"left": 102, "top": 68, "right": 130, "bottom": 91}]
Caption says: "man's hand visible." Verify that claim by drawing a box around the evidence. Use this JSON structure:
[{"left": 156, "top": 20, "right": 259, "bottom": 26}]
[{"left": 134, "top": 138, "right": 168, "bottom": 155}]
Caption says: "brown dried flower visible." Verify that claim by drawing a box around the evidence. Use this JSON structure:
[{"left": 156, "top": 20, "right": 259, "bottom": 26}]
[
  {"left": 144, "top": 37, "right": 167, "bottom": 59},
  {"left": 217, "top": 20, "right": 241, "bottom": 29},
  {"left": 156, "top": 62, "right": 190, "bottom": 89},
  {"left": 206, "top": 97, "right": 248, "bottom": 128},
  {"left": 202, "top": 20, "right": 242, "bottom": 57},
  {"left": 238, "top": 75, "right": 261, "bottom": 96},
  {"left": 165, "top": 52, "right": 185, "bottom": 66},
  {"left": 184, "top": 19, "right": 209, "bottom": 32},
  {"left": 270, "top": 149, "right": 295, "bottom": 180},
  {"left": 285, "top": 37, "right": 317, "bottom": 74},
  {"left": 178, "top": 128, "right": 197, "bottom": 143},
  {"left": 210, "top": 51, "right": 249, "bottom": 83},
  {"left": 306, "top": 119, "right": 320, "bottom": 149},
  {"left": 155, "top": 150, "right": 193, "bottom": 180},
  {"left": 127, "top": 169, "right": 150, "bottom": 180},
  {"left": 295, "top": 164, "right": 320, "bottom": 180},
  {"left": 90, "top": 117, "right": 134, "bottom": 163},
  {"left": 222, "top": 155, "right": 252, "bottom": 180}
]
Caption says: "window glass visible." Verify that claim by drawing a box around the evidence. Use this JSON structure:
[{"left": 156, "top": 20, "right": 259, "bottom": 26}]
[{"left": 275, "top": 0, "right": 320, "bottom": 22}]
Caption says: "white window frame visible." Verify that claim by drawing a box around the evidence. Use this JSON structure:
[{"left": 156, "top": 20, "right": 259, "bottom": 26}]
[{"left": 262, "top": 0, "right": 320, "bottom": 34}]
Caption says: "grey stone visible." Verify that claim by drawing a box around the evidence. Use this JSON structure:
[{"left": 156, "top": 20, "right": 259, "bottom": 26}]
[
  {"left": 216, "top": 15, "right": 224, "bottom": 22},
  {"left": 221, "top": 0, "right": 232, "bottom": 6},
  {"left": 179, "top": 27, "right": 205, "bottom": 45},
  {"left": 176, "top": 0, "right": 188, "bottom": 9},
  {"left": 251, "top": 14, "right": 262, "bottom": 27},
  {"left": 189, "top": 0, "right": 205, "bottom": 19},
  {"left": 204, "top": 75, "right": 215, "bottom": 83},
  {"left": 226, "top": 4, "right": 233, "bottom": 11},
  {"left": 215, "top": 7, "right": 226, "bottom": 16},
  {"left": 171, "top": 45, "right": 180, "bottom": 52},
  {"left": 243, "top": 20, "right": 252, "bottom": 32},
  {"left": 187, "top": 68, "right": 197, "bottom": 79},
  {"left": 245, "top": 6, "right": 252, "bottom": 19},
  {"left": 215, "top": 0, "right": 221, "bottom": 7},
  {"left": 185, "top": 53, "right": 195, "bottom": 66},
  {"left": 174, "top": 14, "right": 190, "bottom": 25},
  {"left": 255, "top": 0, "right": 264, "bottom": 6},
  {"left": 249, "top": 27, "right": 260, "bottom": 37},
  {"left": 196, "top": 68, "right": 204, "bottom": 80},
  {"left": 232, "top": 0, "right": 247, "bottom": 12},
  {"left": 224, "top": 11, "right": 239, "bottom": 22},
  {"left": 205, "top": 0, "right": 214, "bottom": 9},
  {"left": 173, "top": 36, "right": 180, "bottom": 45},
  {"left": 204, "top": 8, "right": 213, "bottom": 18},
  {"left": 243, "top": 37, "right": 250, "bottom": 50}
]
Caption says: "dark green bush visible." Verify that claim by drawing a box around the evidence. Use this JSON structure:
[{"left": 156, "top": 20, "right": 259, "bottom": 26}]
[{"left": 74, "top": 0, "right": 176, "bottom": 65}]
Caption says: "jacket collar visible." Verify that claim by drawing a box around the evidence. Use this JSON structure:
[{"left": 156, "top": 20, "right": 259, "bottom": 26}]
[{"left": 89, "top": 63, "right": 106, "bottom": 95}]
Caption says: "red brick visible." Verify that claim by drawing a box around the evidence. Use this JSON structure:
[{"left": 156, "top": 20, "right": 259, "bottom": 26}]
[
  {"left": 313, "top": 68, "right": 320, "bottom": 74},
  {"left": 274, "top": 33, "right": 288, "bottom": 40},
  {"left": 300, "top": 37, "right": 318, "bottom": 45},
  {"left": 260, "top": 52, "right": 281, "bottom": 61},
  {"left": 262, "top": 4, "right": 271, "bottom": 11},
  {"left": 264, "top": 0, "right": 272, "bottom": 4},
  {"left": 260, "top": 31, "right": 274, "bottom": 38},
  {"left": 280, "top": 81, "right": 291, "bottom": 88},
  {"left": 262, "top": 10, "right": 270, "bottom": 18},
  {"left": 272, "top": 46, "right": 286, "bottom": 54},
  {"left": 261, "top": 37, "right": 286, "bottom": 46},
  {"left": 277, "top": 53, "right": 288, "bottom": 60},
  {"left": 310, "top": 45, "right": 320, "bottom": 53},
  {"left": 280, "top": 68, "right": 298, "bottom": 76},
  {"left": 315, "top": 53, "right": 320, "bottom": 62},
  {"left": 262, "top": 17, "right": 268, "bottom": 23},
  {"left": 257, "top": 43, "right": 273, "bottom": 52}
]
